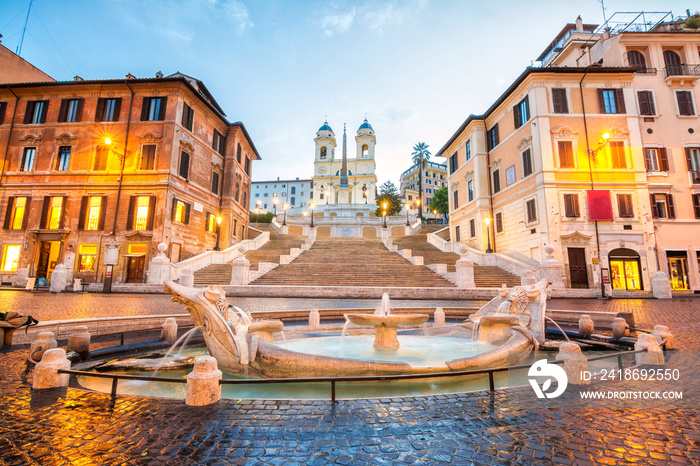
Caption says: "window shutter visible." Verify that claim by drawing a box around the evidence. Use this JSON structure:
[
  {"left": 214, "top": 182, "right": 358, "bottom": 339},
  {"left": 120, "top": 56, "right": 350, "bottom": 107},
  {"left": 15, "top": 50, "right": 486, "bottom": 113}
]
[
  {"left": 573, "top": 195, "right": 580, "bottom": 217},
  {"left": 171, "top": 197, "right": 178, "bottom": 220},
  {"left": 677, "top": 92, "right": 689, "bottom": 115},
  {"left": 494, "top": 124, "right": 499, "bottom": 146},
  {"left": 642, "top": 148, "right": 650, "bottom": 171},
  {"left": 0, "top": 102, "right": 7, "bottom": 124},
  {"left": 158, "top": 97, "right": 167, "bottom": 120},
  {"left": 113, "top": 98, "right": 122, "bottom": 121},
  {"left": 552, "top": 89, "right": 562, "bottom": 113},
  {"left": 686, "top": 148, "right": 694, "bottom": 171},
  {"left": 659, "top": 148, "right": 669, "bottom": 171},
  {"left": 95, "top": 98, "right": 105, "bottom": 122},
  {"left": 184, "top": 202, "right": 191, "bottom": 224},
  {"left": 597, "top": 89, "right": 606, "bottom": 113},
  {"left": 3, "top": 197, "right": 14, "bottom": 229},
  {"left": 650, "top": 194, "right": 658, "bottom": 218},
  {"left": 21, "top": 197, "right": 30, "bottom": 229},
  {"left": 59, "top": 196, "right": 68, "bottom": 229},
  {"left": 146, "top": 196, "right": 156, "bottom": 230},
  {"left": 126, "top": 196, "right": 136, "bottom": 230},
  {"left": 638, "top": 91, "right": 649, "bottom": 115},
  {"left": 40, "top": 100, "right": 48, "bottom": 123},
  {"left": 78, "top": 196, "right": 88, "bottom": 230},
  {"left": 615, "top": 89, "right": 626, "bottom": 114},
  {"left": 75, "top": 98, "right": 84, "bottom": 122},
  {"left": 23, "top": 101, "right": 33, "bottom": 124},
  {"left": 205, "top": 212, "right": 211, "bottom": 231},
  {"left": 693, "top": 194, "right": 700, "bottom": 219},
  {"left": 140, "top": 97, "right": 150, "bottom": 121},
  {"left": 666, "top": 194, "right": 676, "bottom": 219},
  {"left": 58, "top": 99, "right": 68, "bottom": 122},
  {"left": 182, "top": 104, "right": 188, "bottom": 127},
  {"left": 513, "top": 103, "right": 521, "bottom": 129},
  {"left": 41, "top": 196, "right": 51, "bottom": 228},
  {"left": 98, "top": 196, "right": 108, "bottom": 230}
]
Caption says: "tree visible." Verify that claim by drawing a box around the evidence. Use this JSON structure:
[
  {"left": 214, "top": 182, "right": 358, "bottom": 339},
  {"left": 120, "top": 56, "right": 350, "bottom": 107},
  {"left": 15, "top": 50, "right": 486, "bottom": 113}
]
[
  {"left": 375, "top": 180, "right": 402, "bottom": 216},
  {"left": 431, "top": 186, "right": 449, "bottom": 217},
  {"left": 411, "top": 142, "right": 431, "bottom": 219}
]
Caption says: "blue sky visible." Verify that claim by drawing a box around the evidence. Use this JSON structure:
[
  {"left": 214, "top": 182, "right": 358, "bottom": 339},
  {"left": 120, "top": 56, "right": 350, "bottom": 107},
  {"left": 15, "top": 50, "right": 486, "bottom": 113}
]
[{"left": 0, "top": 1, "right": 695, "bottom": 185}]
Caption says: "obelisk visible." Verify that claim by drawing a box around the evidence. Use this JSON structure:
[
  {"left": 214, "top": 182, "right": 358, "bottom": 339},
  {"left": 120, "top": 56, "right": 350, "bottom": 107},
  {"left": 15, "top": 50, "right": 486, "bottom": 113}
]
[{"left": 337, "top": 123, "right": 351, "bottom": 204}]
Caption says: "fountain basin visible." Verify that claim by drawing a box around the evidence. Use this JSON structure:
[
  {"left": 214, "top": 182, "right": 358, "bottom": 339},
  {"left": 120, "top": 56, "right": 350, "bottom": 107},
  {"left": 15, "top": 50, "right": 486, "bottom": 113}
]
[{"left": 345, "top": 313, "right": 430, "bottom": 349}]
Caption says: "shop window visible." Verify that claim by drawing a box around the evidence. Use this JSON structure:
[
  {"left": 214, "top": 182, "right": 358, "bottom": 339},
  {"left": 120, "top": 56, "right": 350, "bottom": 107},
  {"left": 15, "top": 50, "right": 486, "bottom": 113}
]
[
  {"left": 1, "top": 245, "right": 20, "bottom": 271},
  {"left": 78, "top": 245, "right": 97, "bottom": 272}
]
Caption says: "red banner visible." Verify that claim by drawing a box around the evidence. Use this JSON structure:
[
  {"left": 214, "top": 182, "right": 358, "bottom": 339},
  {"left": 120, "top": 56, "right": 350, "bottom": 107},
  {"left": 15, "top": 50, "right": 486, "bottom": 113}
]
[{"left": 587, "top": 190, "right": 613, "bottom": 221}]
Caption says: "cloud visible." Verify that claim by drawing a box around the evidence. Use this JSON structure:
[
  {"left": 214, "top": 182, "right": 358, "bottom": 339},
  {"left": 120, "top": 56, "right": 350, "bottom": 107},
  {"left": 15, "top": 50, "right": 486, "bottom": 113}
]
[
  {"left": 363, "top": 3, "right": 403, "bottom": 33},
  {"left": 219, "top": 0, "right": 254, "bottom": 33},
  {"left": 320, "top": 8, "right": 357, "bottom": 35}
]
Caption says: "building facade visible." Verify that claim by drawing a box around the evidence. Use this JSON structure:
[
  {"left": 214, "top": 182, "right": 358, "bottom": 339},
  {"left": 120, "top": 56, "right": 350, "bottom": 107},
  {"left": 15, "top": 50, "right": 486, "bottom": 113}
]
[
  {"left": 250, "top": 177, "right": 313, "bottom": 211},
  {"left": 0, "top": 73, "right": 259, "bottom": 286},
  {"left": 311, "top": 119, "right": 377, "bottom": 205},
  {"left": 399, "top": 161, "right": 447, "bottom": 212}
]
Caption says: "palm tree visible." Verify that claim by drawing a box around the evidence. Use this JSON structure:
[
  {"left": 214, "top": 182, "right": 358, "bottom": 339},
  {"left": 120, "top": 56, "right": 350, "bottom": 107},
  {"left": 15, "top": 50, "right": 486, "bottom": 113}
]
[{"left": 411, "top": 142, "right": 431, "bottom": 219}]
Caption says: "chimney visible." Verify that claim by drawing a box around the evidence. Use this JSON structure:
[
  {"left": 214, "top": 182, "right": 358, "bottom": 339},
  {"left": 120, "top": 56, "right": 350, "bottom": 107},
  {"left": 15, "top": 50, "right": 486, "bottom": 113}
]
[
  {"left": 155, "top": 70, "right": 164, "bottom": 78},
  {"left": 576, "top": 15, "right": 583, "bottom": 32},
  {"left": 73, "top": 75, "right": 84, "bottom": 81},
  {"left": 125, "top": 73, "right": 136, "bottom": 79}
]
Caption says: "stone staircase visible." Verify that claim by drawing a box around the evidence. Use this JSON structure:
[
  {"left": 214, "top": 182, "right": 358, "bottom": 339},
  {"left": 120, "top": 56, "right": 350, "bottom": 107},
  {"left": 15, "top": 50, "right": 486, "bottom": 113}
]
[
  {"left": 193, "top": 228, "right": 306, "bottom": 286},
  {"left": 250, "top": 237, "right": 455, "bottom": 287},
  {"left": 392, "top": 227, "right": 521, "bottom": 288}
]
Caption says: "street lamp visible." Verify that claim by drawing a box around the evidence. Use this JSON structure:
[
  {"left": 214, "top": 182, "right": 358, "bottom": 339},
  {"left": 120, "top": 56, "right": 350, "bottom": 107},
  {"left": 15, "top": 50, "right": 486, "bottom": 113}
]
[
  {"left": 282, "top": 203, "right": 288, "bottom": 226},
  {"left": 273, "top": 197, "right": 278, "bottom": 216},
  {"left": 484, "top": 216, "right": 493, "bottom": 253},
  {"left": 405, "top": 201, "right": 411, "bottom": 226},
  {"left": 382, "top": 202, "right": 388, "bottom": 228},
  {"left": 214, "top": 215, "right": 222, "bottom": 251},
  {"left": 309, "top": 202, "right": 315, "bottom": 228},
  {"left": 415, "top": 199, "right": 421, "bottom": 218}
]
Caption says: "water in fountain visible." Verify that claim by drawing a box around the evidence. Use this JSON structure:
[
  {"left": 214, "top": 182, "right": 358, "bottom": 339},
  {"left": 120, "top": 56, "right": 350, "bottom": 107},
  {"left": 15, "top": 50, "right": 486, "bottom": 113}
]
[
  {"left": 152, "top": 326, "right": 201, "bottom": 376},
  {"left": 232, "top": 305, "right": 253, "bottom": 325},
  {"left": 378, "top": 292, "right": 391, "bottom": 316},
  {"left": 545, "top": 316, "right": 571, "bottom": 342}
]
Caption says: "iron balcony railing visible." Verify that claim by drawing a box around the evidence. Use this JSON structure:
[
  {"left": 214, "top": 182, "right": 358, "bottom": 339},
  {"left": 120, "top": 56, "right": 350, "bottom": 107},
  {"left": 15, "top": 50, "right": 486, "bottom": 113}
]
[{"left": 664, "top": 64, "right": 700, "bottom": 78}]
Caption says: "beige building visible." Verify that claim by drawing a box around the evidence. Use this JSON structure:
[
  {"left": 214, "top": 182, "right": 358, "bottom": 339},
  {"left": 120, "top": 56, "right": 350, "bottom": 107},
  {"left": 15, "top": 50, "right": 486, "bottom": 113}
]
[{"left": 399, "top": 161, "right": 447, "bottom": 213}]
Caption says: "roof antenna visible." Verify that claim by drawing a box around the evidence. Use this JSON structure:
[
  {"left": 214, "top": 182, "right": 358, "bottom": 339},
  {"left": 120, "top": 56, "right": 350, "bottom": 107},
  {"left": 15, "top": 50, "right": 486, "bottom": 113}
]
[
  {"left": 598, "top": 0, "right": 607, "bottom": 24},
  {"left": 16, "top": 0, "right": 34, "bottom": 56}
]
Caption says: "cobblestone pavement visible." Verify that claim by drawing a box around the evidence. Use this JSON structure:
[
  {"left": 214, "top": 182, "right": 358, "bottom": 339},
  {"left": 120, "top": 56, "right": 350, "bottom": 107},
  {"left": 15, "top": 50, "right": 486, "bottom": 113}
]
[{"left": 0, "top": 295, "right": 699, "bottom": 465}]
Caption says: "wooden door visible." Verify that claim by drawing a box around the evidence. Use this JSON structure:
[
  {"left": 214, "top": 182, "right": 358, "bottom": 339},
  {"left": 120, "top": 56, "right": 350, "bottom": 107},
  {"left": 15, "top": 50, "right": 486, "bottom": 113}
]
[
  {"left": 37, "top": 242, "right": 51, "bottom": 279},
  {"left": 126, "top": 256, "right": 145, "bottom": 283},
  {"left": 567, "top": 248, "right": 588, "bottom": 288}
]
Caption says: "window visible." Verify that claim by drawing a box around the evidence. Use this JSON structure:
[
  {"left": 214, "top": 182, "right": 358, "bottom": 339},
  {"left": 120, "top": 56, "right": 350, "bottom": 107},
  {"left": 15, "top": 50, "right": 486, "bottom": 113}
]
[
  {"left": 362, "top": 144, "right": 369, "bottom": 156},
  {"left": 96, "top": 98, "right": 121, "bottom": 122},
  {"left": 172, "top": 199, "right": 191, "bottom": 224},
  {"left": 513, "top": 95, "right": 530, "bottom": 129},
  {"left": 693, "top": 194, "right": 700, "bottom": 219},
  {"left": 426, "top": 179, "right": 431, "bottom": 185},
  {"left": 522, "top": 149, "right": 533, "bottom": 177},
  {"left": 558, "top": 141, "right": 574, "bottom": 168},
  {"left": 213, "top": 130, "right": 225, "bottom": 155},
  {"left": 140, "top": 97, "right": 167, "bottom": 121},
  {"left": 563, "top": 194, "right": 580, "bottom": 218},
  {"left": 676, "top": 90, "right": 696, "bottom": 116},
  {"left": 3, "top": 197, "right": 29, "bottom": 230},
  {"left": 21, "top": 147, "right": 36, "bottom": 171},
  {"left": 319, "top": 146, "right": 326, "bottom": 159},
  {"left": 426, "top": 188, "right": 432, "bottom": 194},
  {"left": 94, "top": 145, "right": 108, "bottom": 171},
  {"left": 637, "top": 91, "right": 656, "bottom": 116},
  {"left": 492, "top": 169, "right": 501, "bottom": 193},
  {"left": 127, "top": 196, "right": 156, "bottom": 230},
  {"left": 598, "top": 89, "right": 626, "bottom": 114},
  {"left": 79, "top": 196, "right": 106, "bottom": 230},
  {"left": 235, "top": 182, "right": 240, "bottom": 203},
  {"left": 449, "top": 152, "right": 458, "bottom": 174},
  {"left": 291, "top": 196, "right": 296, "bottom": 205},
  {"left": 526, "top": 199, "right": 537, "bottom": 223},
  {"left": 179, "top": 151, "right": 190, "bottom": 179},
  {"left": 182, "top": 103, "right": 194, "bottom": 131},
  {"left": 617, "top": 194, "right": 634, "bottom": 218},
  {"left": 1, "top": 245, "right": 20, "bottom": 271},
  {"left": 78, "top": 245, "right": 97, "bottom": 272},
  {"left": 495, "top": 212, "right": 503, "bottom": 233},
  {"left": 644, "top": 147, "right": 668, "bottom": 172},
  {"left": 244, "top": 156, "right": 250, "bottom": 175},
  {"left": 0, "top": 102, "right": 7, "bottom": 124},
  {"left": 243, "top": 191, "right": 247, "bottom": 207},
  {"left": 455, "top": 225, "right": 461, "bottom": 242},
  {"left": 686, "top": 148, "right": 700, "bottom": 181},
  {"left": 58, "top": 98, "right": 83, "bottom": 122},
  {"left": 552, "top": 88, "right": 568, "bottom": 113},
  {"left": 469, "top": 219, "right": 476, "bottom": 238},
  {"left": 487, "top": 124, "right": 499, "bottom": 150},
  {"left": 23, "top": 100, "right": 48, "bottom": 124},
  {"left": 650, "top": 193, "right": 675, "bottom": 219},
  {"left": 140, "top": 144, "right": 156, "bottom": 170},
  {"left": 56, "top": 146, "right": 71, "bottom": 171},
  {"left": 453, "top": 189, "right": 459, "bottom": 209},
  {"left": 465, "top": 140, "right": 471, "bottom": 161},
  {"left": 211, "top": 171, "right": 220, "bottom": 195},
  {"left": 663, "top": 50, "right": 683, "bottom": 75},
  {"left": 43, "top": 196, "right": 65, "bottom": 229},
  {"left": 206, "top": 212, "right": 217, "bottom": 232},
  {"left": 627, "top": 50, "right": 647, "bottom": 70},
  {"left": 467, "top": 180, "right": 474, "bottom": 202},
  {"left": 610, "top": 141, "right": 627, "bottom": 169},
  {"left": 505, "top": 165, "right": 516, "bottom": 186}
]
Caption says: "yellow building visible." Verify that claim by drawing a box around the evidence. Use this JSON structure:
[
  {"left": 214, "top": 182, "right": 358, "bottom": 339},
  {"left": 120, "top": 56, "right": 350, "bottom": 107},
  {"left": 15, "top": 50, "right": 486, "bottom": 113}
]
[{"left": 399, "top": 161, "right": 447, "bottom": 215}]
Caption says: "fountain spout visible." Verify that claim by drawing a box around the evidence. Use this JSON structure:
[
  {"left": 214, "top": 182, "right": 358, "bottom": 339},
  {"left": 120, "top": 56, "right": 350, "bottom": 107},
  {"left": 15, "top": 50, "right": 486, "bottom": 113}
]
[{"left": 347, "top": 294, "right": 428, "bottom": 349}]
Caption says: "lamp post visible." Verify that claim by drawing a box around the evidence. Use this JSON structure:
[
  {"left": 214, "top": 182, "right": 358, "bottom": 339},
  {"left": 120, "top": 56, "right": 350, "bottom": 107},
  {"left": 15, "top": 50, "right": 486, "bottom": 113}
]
[
  {"left": 382, "top": 202, "right": 387, "bottom": 228},
  {"left": 214, "top": 215, "right": 222, "bottom": 251},
  {"left": 415, "top": 199, "right": 421, "bottom": 219},
  {"left": 484, "top": 216, "right": 493, "bottom": 253},
  {"left": 273, "top": 197, "right": 278, "bottom": 216},
  {"left": 282, "top": 203, "right": 288, "bottom": 226},
  {"left": 309, "top": 202, "right": 315, "bottom": 228},
  {"left": 405, "top": 201, "right": 411, "bottom": 226}
]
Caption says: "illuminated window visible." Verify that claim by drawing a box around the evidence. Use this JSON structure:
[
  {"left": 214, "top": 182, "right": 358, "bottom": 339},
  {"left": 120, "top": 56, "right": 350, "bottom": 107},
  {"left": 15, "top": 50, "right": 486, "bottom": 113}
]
[
  {"left": 78, "top": 244, "right": 97, "bottom": 272},
  {"left": 1, "top": 245, "right": 21, "bottom": 271},
  {"left": 5, "top": 197, "right": 27, "bottom": 230},
  {"left": 610, "top": 141, "right": 627, "bottom": 169},
  {"left": 128, "top": 244, "right": 148, "bottom": 255},
  {"left": 47, "top": 197, "right": 63, "bottom": 229},
  {"left": 86, "top": 197, "right": 102, "bottom": 230},
  {"left": 171, "top": 198, "right": 190, "bottom": 224},
  {"left": 56, "top": 146, "right": 71, "bottom": 171},
  {"left": 21, "top": 147, "right": 35, "bottom": 171},
  {"left": 135, "top": 196, "right": 151, "bottom": 230}
]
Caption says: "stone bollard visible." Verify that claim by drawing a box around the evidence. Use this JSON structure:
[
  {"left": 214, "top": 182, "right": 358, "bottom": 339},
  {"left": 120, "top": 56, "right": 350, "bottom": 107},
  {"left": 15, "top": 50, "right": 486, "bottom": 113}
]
[
  {"left": 186, "top": 356, "right": 222, "bottom": 406},
  {"left": 434, "top": 308, "right": 445, "bottom": 326},
  {"left": 33, "top": 348, "right": 71, "bottom": 389},
  {"left": 30, "top": 332, "right": 58, "bottom": 362},
  {"left": 161, "top": 318, "right": 178, "bottom": 346},
  {"left": 612, "top": 317, "right": 630, "bottom": 341},
  {"left": 11, "top": 267, "right": 29, "bottom": 288},
  {"left": 578, "top": 315, "right": 595, "bottom": 338},
  {"left": 179, "top": 269, "right": 194, "bottom": 287},
  {"left": 520, "top": 270, "right": 537, "bottom": 286},
  {"left": 652, "top": 325, "right": 675, "bottom": 350},
  {"left": 455, "top": 258, "right": 475, "bottom": 289},
  {"left": 67, "top": 326, "right": 91, "bottom": 360},
  {"left": 308, "top": 310, "right": 320, "bottom": 330},
  {"left": 555, "top": 342, "right": 590, "bottom": 385},
  {"left": 635, "top": 334, "right": 665, "bottom": 366},
  {"left": 651, "top": 271, "right": 672, "bottom": 299},
  {"left": 230, "top": 256, "right": 250, "bottom": 285},
  {"left": 49, "top": 264, "right": 68, "bottom": 293}
]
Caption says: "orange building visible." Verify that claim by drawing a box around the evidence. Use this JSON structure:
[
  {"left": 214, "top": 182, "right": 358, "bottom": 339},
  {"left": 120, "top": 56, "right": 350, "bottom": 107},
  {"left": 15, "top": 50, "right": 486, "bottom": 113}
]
[{"left": 0, "top": 72, "right": 259, "bottom": 287}]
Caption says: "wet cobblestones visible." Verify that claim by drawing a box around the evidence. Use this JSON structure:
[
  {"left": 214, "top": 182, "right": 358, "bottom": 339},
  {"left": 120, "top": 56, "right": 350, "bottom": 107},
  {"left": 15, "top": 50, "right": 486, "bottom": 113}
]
[{"left": 0, "top": 295, "right": 699, "bottom": 464}]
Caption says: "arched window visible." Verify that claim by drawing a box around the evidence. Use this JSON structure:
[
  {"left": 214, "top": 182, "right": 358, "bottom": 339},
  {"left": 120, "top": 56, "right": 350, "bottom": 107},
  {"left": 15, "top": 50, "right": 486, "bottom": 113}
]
[
  {"left": 627, "top": 50, "right": 646, "bottom": 70},
  {"left": 334, "top": 169, "right": 353, "bottom": 176},
  {"left": 362, "top": 144, "right": 369, "bottom": 157},
  {"left": 663, "top": 50, "right": 682, "bottom": 75},
  {"left": 320, "top": 146, "right": 327, "bottom": 159},
  {"left": 235, "top": 182, "right": 240, "bottom": 202}
]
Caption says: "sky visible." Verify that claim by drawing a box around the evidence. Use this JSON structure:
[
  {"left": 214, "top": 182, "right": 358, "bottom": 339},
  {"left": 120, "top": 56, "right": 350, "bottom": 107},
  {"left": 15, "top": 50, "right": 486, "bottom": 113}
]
[{"left": 0, "top": 0, "right": 696, "bottom": 185}]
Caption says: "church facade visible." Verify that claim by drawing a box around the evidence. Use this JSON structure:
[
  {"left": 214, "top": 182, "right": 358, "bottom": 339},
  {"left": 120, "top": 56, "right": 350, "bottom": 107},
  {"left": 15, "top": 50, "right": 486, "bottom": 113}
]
[{"left": 311, "top": 119, "right": 377, "bottom": 205}]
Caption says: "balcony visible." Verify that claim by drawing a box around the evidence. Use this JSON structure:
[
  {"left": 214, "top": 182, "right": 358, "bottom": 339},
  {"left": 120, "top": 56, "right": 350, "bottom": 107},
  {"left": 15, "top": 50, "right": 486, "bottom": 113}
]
[
  {"left": 691, "top": 171, "right": 700, "bottom": 185},
  {"left": 633, "top": 67, "right": 657, "bottom": 75},
  {"left": 664, "top": 64, "right": 700, "bottom": 84}
]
